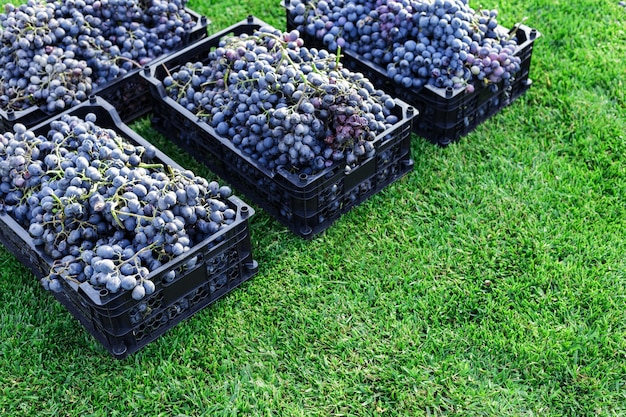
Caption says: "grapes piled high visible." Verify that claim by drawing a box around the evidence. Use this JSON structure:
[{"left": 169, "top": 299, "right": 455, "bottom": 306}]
[
  {"left": 163, "top": 27, "right": 400, "bottom": 175},
  {"left": 0, "top": 115, "right": 236, "bottom": 300},
  {"left": 288, "top": 0, "right": 523, "bottom": 93},
  {"left": 0, "top": 0, "right": 196, "bottom": 113}
]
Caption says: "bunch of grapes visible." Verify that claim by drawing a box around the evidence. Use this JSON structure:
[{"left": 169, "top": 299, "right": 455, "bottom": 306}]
[
  {"left": 0, "top": 114, "right": 236, "bottom": 300},
  {"left": 162, "top": 27, "right": 400, "bottom": 175},
  {"left": 289, "top": 0, "right": 523, "bottom": 92},
  {"left": 0, "top": 0, "right": 197, "bottom": 113}
]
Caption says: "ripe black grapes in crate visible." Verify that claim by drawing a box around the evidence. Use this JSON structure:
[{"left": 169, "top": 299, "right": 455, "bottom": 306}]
[
  {"left": 284, "top": 0, "right": 540, "bottom": 145},
  {"left": 0, "top": 97, "right": 258, "bottom": 359},
  {"left": 142, "top": 16, "right": 417, "bottom": 238},
  {"left": 0, "top": 1, "right": 209, "bottom": 132}
]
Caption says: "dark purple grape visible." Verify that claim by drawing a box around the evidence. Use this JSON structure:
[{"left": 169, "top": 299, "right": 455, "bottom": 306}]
[
  {"left": 0, "top": 112, "right": 238, "bottom": 300},
  {"left": 163, "top": 27, "right": 399, "bottom": 174},
  {"left": 288, "top": 0, "right": 523, "bottom": 92},
  {"left": 0, "top": 0, "right": 198, "bottom": 112}
]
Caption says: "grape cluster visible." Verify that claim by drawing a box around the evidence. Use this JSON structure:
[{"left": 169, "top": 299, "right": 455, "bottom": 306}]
[
  {"left": 0, "top": 115, "right": 236, "bottom": 300},
  {"left": 0, "top": 0, "right": 197, "bottom": 113},
  {"left": 163, "top": 27, "right": 400, "bottom": 175},
  {"left": 289, "top": 0, "right": 523, "bottom": 92}
]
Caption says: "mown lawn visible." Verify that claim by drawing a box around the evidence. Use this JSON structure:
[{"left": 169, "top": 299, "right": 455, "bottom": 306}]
[{"left": 1, "top": 0, "right": 625, "bottom": 416}]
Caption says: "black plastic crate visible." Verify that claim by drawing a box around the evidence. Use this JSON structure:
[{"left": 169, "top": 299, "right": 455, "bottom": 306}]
[
  {"left": 0, "top": 96, "right": 258, "bottom": 359},
  {"left": 142, "top": 17, "right": 416, "bottom": 238},
  {"left": 284, "top": 0, "right": 540, "bottom": 146},
  {"left": 0, "top": 8, "right": 209, "bottom": 132}
]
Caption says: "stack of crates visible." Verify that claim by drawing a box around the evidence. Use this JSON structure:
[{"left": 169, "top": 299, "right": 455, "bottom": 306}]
[
  {"left": 0, "top": 97, "right": 258, "bottom": 359},
  {"left": 142, "top": 17, "right": 417, "bottom": 238}
]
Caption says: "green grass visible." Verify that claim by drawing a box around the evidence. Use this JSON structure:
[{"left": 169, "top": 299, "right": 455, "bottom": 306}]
[{"left": 2, "top": 0, "right": 626, "bottom": 416}]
